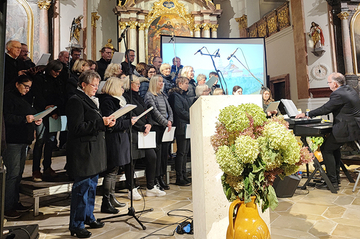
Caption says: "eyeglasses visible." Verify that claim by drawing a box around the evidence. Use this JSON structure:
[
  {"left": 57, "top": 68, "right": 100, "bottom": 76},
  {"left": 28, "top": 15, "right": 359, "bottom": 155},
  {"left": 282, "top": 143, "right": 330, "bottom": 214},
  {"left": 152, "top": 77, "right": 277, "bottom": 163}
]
[
  {"left": 88, "top": 83, "right": 99, "bottom": 88},
  {"left": 132, "top": 82, "right": 140, "bottom": 86},
  {"left": 21, "top": 83, "right": 31, "bottom": 89},
  {"left": 104, "top": 51, "right": 112, "bottom": 54},
  {"left": 327, "top": 81, "right": 332, "bottom": 84}
]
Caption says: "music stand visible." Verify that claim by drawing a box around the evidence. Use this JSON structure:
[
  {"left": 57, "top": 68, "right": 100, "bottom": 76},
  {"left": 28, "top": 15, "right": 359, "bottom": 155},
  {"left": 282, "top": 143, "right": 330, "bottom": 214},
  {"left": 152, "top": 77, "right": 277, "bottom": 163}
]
[{"left": 97, "top": 26, "right": 153, "bottom": 229}]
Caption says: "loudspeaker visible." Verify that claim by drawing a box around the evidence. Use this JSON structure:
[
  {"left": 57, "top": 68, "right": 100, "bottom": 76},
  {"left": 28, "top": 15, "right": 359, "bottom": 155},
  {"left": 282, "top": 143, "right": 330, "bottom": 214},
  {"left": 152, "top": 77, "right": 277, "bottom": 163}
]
[
  {"left": 273, "top": 174, "right": 300, "bottom": 198},
  {"left": 3, "top": 224, "right": 39, "bottom": 239}
]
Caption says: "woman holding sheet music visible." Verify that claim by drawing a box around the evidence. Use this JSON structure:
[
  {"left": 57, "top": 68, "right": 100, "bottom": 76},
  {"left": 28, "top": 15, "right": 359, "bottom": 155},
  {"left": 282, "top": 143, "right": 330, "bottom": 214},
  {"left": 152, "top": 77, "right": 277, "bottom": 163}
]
[
  {"left": 123, "top": 75, "right": 166, "bottom": 199},
  {"left": 66, "top": 71, "right": 115, "bottom": 238},
  {"left": 98, "top": 77, "right": 137, "bottom": 214},
  {"left": 261, "top": 88, "right": 278, "bottom": 117},
  {"left": 144, "top": 75, "right": 173, "bottom": 190},
  {"left": 3, "top": 75, "right": 42, "bottom": 219}
]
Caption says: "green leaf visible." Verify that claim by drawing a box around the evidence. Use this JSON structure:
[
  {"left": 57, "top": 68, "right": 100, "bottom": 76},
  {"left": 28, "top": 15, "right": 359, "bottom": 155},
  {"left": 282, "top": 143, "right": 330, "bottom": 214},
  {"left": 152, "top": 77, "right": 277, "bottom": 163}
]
[{"left": 267, "top": 185, "right": 279, "bottom": 211}]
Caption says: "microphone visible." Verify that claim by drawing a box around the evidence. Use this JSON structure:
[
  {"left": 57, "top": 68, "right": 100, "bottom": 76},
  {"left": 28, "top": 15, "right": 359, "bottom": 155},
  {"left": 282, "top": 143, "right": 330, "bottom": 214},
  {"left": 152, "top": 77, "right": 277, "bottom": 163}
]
[
  {"left": 194, "top": 46, "right": 204, "bottom": 55},
  {"left": 215, "top": 49, "right": 220, "bottom": 58},
  {"left": 118, "top": 26, "right": 130, "bottom": 42},
  {"left": 227, "top": 48, "right": 239, "bottom": 60}
]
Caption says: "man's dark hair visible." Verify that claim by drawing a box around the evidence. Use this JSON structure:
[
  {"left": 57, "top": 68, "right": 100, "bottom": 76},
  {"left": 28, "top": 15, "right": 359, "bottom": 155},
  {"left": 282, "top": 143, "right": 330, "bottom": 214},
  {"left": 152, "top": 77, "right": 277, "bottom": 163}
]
[
  {"left": 45, "top": 60, "right": 63, "bottom": 75},
  {"left": 100, "top": 47, "right": 112, "bottom": 53},
  {"left": 125, "top": 49, "right": 135, "bottom": 59},
  {"left": 70, "top": 48, "right": 81, "bottom": 55}
]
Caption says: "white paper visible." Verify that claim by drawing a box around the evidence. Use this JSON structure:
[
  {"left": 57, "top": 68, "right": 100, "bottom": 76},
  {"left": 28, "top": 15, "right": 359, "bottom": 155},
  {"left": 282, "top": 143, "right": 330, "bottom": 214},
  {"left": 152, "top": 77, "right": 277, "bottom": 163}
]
[
  {"left": 265, "top": 101, "right": 280, "bottom": 112},
  {"left": 281, "top": 99, "right": 299, "bottom": 117},
  {"left": 185, "top": 124, "right": 191, "bottom": 139},
  {"left": 110, "top": 104, "right": 137, "bottom": 120},
  {"left": 36, "top": 53, "right": 51, "bottom": 66},
  {"left": 111, "top": 52, "right": 124, "bottom": 64},
  {"left": 206, "top": 76, "right": 218, "bottom": 88},
  {"left": 162, "top": 126, "right": 176, "bottom": 142},
  {"left": 138, "top": 131, "right": 156, "bottom": 149},
  {"left": 134, "top": 106, "right": 153, "bottom": 121},
  {"left": 49, "top": 115, "right": 67, "bottom": 132},
  {"left": 34, "top": 106, "right": 57, "bottom": 121}
]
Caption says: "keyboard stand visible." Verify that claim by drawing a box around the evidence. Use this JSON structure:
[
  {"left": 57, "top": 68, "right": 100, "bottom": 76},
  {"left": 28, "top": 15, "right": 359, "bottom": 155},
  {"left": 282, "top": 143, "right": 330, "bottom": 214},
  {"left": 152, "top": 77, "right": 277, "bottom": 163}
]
[{"left": 300, "top": 136, "right": 338, "bottom": 193}]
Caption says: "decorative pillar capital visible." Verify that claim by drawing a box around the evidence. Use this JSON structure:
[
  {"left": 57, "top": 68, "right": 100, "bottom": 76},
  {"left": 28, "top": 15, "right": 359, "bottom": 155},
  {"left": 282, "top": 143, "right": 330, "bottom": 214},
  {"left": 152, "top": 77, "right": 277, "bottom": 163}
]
[
  {"left": 37, "top": 0, "right": 51, "bottom": 10},
  {"left": 211, "top": 24, "right": 219, "bottom": 32},
  {"left": 194, "top": 24, "right": 201, "bottom": 32},
  {"left": 91, "top": 12, "right": 100, "bottom": 28},
  {"left": 139, "top": 23, "right": 146, "bottom": 31},
  {"left": 337, "top": 11, "right": 349, "bottom": 20},
  {"left": 202, "top": 23, "right": 210, "bottom": 31},
  {"left": 129, "top": 21, "right": 138, "bottom": 29},
  {"left": 235, "top": 15, "right": 247, "bottom": 29},
  {"left": 119, "top": 21, "right": 129, "bottom": 29}
]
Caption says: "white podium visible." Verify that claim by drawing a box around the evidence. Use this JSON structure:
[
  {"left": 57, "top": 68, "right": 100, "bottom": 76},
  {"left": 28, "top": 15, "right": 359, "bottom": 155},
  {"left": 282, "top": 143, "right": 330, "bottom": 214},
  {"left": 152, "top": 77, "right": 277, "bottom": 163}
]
[{"left": 189, "top": 95, "right": 271, "bottom": 239}]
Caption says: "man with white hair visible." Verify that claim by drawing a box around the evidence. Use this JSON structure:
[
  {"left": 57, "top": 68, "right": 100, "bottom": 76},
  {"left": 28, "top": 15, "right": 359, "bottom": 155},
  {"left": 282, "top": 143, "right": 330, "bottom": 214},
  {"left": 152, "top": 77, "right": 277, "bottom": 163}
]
[
  {"left": 296, "top": 72, "right": 360, "bottom": 191},
  {"left": 4, "top": 40, "right": 24, "bottom": 91}
]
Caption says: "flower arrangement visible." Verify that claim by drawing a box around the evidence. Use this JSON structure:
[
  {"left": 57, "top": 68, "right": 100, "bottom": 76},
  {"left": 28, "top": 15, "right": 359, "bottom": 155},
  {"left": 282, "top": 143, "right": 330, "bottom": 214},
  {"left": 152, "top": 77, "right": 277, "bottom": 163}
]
[{"left": 211, "top": 103, "right": 314, "bottom": 212}]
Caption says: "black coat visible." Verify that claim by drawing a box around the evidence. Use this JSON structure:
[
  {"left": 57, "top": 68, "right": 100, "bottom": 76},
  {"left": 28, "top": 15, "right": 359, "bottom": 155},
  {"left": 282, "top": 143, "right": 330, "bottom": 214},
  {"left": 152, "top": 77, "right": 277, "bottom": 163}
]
[
  {"left": 4, "top": 54, "right": 25, "bottom": 92},
  {"left": 66, "top": 90, "right": 107, "bottom": 178},
  {"left": 96, "top": 58, "right": 110, "bottom": 80},
  {"left": 98, "top": 94, "right": 131, "bottom": 168},
  {"left": 186, "top": 79, "right": 196, "bottom": 103},
  {"left": 168, "top": 87, "right": 191, "bottom": 136},
  {"left": 3, "top": 90, "right": 37, "bottom": 144},
  {"left": 121, "top": 61, "right": 136, "bottom": 76},
  {"left": 123, "top": 90, "right": 154, "bottom": 159},
  {"left": 309, "top": 85, "right": 360, "bottom": 143}
]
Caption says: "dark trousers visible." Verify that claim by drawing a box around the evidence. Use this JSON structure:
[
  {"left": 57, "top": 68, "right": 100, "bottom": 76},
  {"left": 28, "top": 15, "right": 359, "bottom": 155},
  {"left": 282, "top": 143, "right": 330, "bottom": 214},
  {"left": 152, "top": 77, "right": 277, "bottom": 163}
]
[
  {"left": 152, "top": 125, "right": 170, "bottom": 177},
  {"left": 175, "top": 135, "right": 190, "bottom": 181},
  {"left": 32, "top": 121, "right": 57, "bottom": 173},
  {"left": 69, "top": 174, "right": 98, "bottom": 230},
  {"left": 321, "top": 133, "right": 343, "bottom": 184},
  {"left": 126, "top": 149, "right": 157, "bottom": 190},
  {"left": 102, "top": 166, "right": 119, "bottom": 197}
]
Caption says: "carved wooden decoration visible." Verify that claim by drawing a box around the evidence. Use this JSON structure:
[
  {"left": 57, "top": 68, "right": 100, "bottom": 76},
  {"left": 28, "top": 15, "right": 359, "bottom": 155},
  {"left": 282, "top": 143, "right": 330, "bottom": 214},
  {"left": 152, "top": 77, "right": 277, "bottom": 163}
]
[
  {"left": 266, "top": 11, "right": 278, "bottom": 36},
  {"left": 277, "top": 2, "right": 290, "bottom": 31},
  {"left": 257, "top": 18, "right": 267, "bottom": 38},
  {"left": 249, "top": 23, "right": 258, "bottom": 38}
]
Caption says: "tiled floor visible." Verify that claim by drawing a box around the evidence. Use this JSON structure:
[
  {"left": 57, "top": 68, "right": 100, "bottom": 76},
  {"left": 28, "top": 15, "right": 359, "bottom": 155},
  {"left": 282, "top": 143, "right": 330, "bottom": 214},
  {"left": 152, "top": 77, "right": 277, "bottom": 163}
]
[{"left": 3, "top": 156, "right": 360, "bottom": 238}]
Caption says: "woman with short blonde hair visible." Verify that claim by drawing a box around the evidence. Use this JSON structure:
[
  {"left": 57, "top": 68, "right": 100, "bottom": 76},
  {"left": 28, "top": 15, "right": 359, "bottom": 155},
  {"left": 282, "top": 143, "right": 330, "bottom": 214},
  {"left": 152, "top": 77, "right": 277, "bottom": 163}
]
[
  {"left": 101, "top": 77, "right": 124, "bottom": 96},
  {"left": 104, "top": 63, "right": 122, "bottom": 79},
  {"left": 160, "top": 63, "right": 174, "bottom": 96},
  {"left": 72, "top": 59, "right": 89, "bottom": 74},
  {"left": 196, "top": 74, "right": 206, "bottom": 85},
  {"left": 180, "top": 66, "right": 196, "bottom": 102}
]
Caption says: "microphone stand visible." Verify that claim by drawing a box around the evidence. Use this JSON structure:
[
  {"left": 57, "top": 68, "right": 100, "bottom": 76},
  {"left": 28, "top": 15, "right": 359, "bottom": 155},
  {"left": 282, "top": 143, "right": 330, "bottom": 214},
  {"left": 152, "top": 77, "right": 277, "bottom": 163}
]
[
  {"left": 197, "top": 47, "right": 228, "bottom": 94},
  {"left": 230, "top": 54, "right": 266, "bottom": 90},
  {"left": 97, "top": 26, "right": 153, "bottom": 230}
]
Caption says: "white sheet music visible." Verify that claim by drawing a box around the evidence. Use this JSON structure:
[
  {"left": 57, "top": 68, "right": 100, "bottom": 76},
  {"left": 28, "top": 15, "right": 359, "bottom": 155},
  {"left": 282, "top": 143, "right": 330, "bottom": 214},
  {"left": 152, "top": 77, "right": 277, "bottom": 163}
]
[
  {"left": 110, "top": 104, "right": 137, "bottom": 119},
  {"left": 185, "top": 124, "right": 191, "bottom": 139},
  {"left": 138, "top": 132, "right": 156, "bottom": 149},
  {"left": 34, "top": 106, "right": 57, "bottom": 121},
  {"left": 162, "top": 126, "right": 176, "bottom": 142}
]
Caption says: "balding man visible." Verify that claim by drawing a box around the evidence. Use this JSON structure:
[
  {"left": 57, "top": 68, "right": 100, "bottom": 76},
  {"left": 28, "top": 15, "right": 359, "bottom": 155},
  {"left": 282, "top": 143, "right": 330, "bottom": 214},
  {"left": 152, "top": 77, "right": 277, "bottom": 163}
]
[
  {"left": 296, "top": 73, "right": 360, "bottom": 191},
  {"left": 4, "top": 40, "right": 25, "bottom": 91}
]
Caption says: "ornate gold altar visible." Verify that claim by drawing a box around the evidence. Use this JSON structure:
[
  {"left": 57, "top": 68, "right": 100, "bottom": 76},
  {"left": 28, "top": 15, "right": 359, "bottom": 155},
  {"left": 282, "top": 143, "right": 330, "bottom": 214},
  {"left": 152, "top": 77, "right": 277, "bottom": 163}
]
[{"left": 113, "top": 0, "right": 222, "bottom": 64}]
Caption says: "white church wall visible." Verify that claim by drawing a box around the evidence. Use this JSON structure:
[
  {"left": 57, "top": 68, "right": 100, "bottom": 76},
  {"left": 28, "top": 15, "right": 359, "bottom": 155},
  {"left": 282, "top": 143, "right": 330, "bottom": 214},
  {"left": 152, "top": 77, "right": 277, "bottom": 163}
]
[{"left": 265, "top": 26, "right": 299, "bottom": 103}]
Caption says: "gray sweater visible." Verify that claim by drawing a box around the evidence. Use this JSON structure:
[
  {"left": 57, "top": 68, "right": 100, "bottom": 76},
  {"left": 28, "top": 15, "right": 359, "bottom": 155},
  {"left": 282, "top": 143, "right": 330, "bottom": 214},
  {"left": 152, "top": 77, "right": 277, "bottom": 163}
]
[{"left": 144, "top": 91, "right": 173, "bottom": 127}]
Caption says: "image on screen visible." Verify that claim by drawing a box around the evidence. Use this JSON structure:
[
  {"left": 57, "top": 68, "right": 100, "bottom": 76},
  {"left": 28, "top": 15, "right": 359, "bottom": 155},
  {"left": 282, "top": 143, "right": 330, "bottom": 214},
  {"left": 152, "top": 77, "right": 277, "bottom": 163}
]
[{"left": 161, "top": 36, "right": 267, "bottom": 95}]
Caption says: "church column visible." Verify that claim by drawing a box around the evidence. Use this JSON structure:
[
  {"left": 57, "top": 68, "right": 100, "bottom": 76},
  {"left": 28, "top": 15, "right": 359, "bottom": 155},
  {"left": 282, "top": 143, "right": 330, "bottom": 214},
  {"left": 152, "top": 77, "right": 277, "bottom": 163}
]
[
  {"left": 53, "top": 0, "right": 60, "bottom": 57},
  {"left": 194, "top": 24, "right": 201, "bottom": 38},
  {"left": 202, "top": 23, "right": 210, "bottom": 38},
  {"left": 138, "top": 23, "right": 146, "bottom": 63},
  {"left": 37, "top": 0, "right": 51, "bottom": 54},
  {"left": 129, "top": 21, "right": 138, "bottom": 64},
  {"left": 118, "top": 22, "right": 127, "bottom": 53},
  {"left": 211, "top": 24, "right": 218, "bottom": 38},
  {"left": 337, "top": 11, "right": 354, "bottom": 75}
]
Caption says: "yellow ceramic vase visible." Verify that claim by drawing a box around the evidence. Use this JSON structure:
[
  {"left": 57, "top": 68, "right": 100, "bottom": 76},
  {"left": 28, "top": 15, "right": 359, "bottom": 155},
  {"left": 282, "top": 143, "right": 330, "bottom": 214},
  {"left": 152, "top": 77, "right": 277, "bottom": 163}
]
[{"left": 226, "top": 196, "right": 271, "bottom": 239}]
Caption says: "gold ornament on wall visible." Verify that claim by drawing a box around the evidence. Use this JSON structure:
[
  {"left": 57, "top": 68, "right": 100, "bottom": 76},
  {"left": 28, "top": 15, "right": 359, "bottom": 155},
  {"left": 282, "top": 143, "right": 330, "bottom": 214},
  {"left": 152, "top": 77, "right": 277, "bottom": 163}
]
[
  {"left": 37, "top": 0, "right": 51, "bottom": 10},
  {"left": 337, "top": 11, "right": 349, "bottom": 20},
  {"left": 266, "top": 12, "right": 277, "bottom": 36},
  {"left": 202, "top": 23, "right": 210, "bottom": 31},
  {"left": 91, "top": 12, "right": 100, "bottom": 28},
  {"left": 236, "top": 15, "right": 247, "bottom": 29},
  {"left": 257, "top": 19, "right": 267, "bottom": 38},
  {"left": 277, "top": 2, "right": 290, "bottom": 30}
]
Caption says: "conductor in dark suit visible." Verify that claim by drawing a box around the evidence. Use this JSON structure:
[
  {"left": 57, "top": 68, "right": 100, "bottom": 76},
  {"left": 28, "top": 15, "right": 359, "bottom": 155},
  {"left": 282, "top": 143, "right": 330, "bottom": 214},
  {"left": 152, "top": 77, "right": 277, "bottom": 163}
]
[{"left": 296, "top": 72, "right": 360, "bottom": 191}]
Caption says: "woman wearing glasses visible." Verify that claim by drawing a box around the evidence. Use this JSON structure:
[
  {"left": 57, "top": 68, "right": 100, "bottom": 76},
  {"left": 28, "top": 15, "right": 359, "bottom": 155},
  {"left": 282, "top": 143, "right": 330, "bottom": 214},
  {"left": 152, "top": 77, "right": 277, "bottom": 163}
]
[{"left": 66, "top": 71, "right": 115, "bottom": 238}]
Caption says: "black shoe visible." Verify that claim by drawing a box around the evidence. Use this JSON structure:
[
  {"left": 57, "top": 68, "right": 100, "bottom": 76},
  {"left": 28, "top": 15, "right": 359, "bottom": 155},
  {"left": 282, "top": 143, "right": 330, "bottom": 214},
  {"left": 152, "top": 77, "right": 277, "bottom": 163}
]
[
  {"left": 101, "top": 197, "right": 119, "bottom": 214},
  {"left": 175, "top": 179, "right": 191, "bottom": 186},
  {"left": 110, "top": 194, "right": 126, "bottom": 207},
  {"left": 158, "top": 176, "right": 170, "bottom": 190},
  {"left": 183, "top": 176, "right": 192, "bottom": 183},
  {"left": 85, "top": 220, "right": 105, "bottom": 229},
  {"left": 316, "top": 182, "right": 339, "bottom": 191},
  {"left": 154, "top": 177, "right": 164, "bottom": 191},
  {"left": 16, "top": 202, "right": 31, "bottom": 212},
  {"left": 70, "top": 228, "right": 92, "bottom": 238}
]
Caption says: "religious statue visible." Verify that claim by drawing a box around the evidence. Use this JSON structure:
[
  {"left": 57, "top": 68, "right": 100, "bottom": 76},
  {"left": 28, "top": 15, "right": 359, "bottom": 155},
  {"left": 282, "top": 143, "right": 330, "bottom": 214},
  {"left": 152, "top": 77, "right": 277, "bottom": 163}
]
[
  {"left": 309, "top": 22, "right": 324, "bottom": 50},
  {"left": 70, "top": 15, "right": 84, "bottom": 44}
]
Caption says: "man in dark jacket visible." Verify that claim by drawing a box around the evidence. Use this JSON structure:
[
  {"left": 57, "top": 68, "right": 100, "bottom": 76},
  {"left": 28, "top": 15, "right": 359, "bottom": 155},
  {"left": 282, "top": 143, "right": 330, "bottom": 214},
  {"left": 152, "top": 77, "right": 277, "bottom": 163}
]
[
  {"left": 96, "top": 47, "right": 113, "bottom": 80},
  {"left": 4, "top": 40, "right": 25, "bottom": 92},
  {"left": 296, "top": 72, "right": 360, "bottom": 191},
  {"left": 121, "top": 49, "right": 136, "bottom": 76}
]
